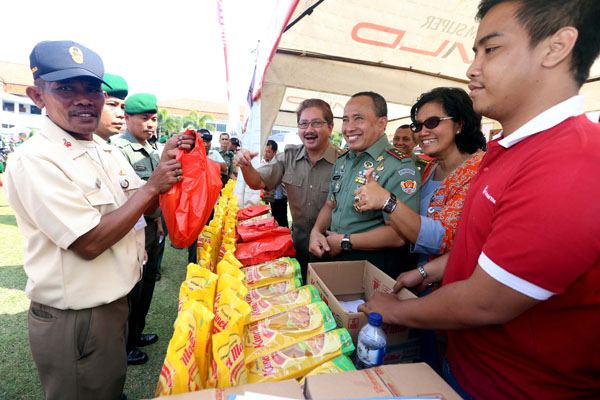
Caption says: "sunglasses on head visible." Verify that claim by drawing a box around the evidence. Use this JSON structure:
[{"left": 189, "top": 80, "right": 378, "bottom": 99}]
[{"left": 410, "top": 116, "right": 454, "bottom": 133}]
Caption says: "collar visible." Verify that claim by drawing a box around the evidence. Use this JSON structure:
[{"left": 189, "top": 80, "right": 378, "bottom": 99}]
[
  {"left": 295, "top": 142, "right": 339, "bottom": 164},
  {"left": 498, "top": 95, "right": 584, "bottom": 148},
  {"left": 349, "top": 134, "right": 388, "bottom": 159},
  {"left": 122, "top": 130, "right": 146, "bottom": 151},
  {"left": 41, "top": 117, "right": 87, "bottom": 159}
]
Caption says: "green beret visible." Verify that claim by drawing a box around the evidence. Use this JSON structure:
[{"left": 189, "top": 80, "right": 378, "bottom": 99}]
[
  {"left": 125, "top": 93, "right": 158, "bottom": 114},
  {"left": 159, "top": 136, "right": 168, "bottom": 143},
  {"left": 102, "top": 73, "right": 128, "bottom": 100}
]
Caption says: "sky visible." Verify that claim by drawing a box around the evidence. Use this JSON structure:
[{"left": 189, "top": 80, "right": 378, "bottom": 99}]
[{"left": 2, "top": 0, "right": 231, "bottom": 102}]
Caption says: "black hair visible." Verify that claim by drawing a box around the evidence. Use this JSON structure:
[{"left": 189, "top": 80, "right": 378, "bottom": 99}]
[
  {"left": 198, "top": 129, "right": 211, "bottom": 135},
  {"left": 296, "top": 99, "right": 334, "bottom": 126},
  {"left": 398, "top": 124, "right": 410, "bottom": 130},
  {"left": 476, "top": 0, "right": 600, "bottom": 86},
  {"left": 266, "top": 139, "right": 278, "bottom": 152},
  {"left": 351, "top": 91, "right": 388, "bottom": 117},
  {"left": 411, "top": 87, "right": 487, "bottom": 154},
  {"left": 219, "top": 132, "right": 229, "bottom": 139}
]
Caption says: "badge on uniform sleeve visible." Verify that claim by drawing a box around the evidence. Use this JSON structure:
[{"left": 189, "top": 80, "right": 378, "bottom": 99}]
[
  {"left": 120, "top": 179, "right": 130, "bottom": 189},
  {"left": 400, "top": 180, "right": 417, "bottom": 194}
]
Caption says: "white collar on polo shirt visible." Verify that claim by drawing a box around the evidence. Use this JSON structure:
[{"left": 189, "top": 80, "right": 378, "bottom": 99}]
[{"left": 498, "top": 95, "right": 585, "bottom": 148}]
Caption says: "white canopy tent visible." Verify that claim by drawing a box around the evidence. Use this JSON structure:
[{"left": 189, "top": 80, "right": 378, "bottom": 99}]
[{"left": 259, "top": 0, "right": 600, "bottom": 145}]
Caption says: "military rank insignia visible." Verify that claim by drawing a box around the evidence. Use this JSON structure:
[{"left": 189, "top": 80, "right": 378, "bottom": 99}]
[{"left": 401, "top": 180, "right": 417, "bottom": 194}]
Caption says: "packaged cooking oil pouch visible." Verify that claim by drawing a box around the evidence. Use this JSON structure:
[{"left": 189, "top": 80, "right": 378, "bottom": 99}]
[
  {"left": 248, "top": 285, "right": 320, "bottom": 323},
  {"left": 243, "top": 257, "right": 301, "bottom": 288},
  {"left": 246, "top": 328, "right": 354, "bottom": 383},
  {"left": 244, "top": 301, "right": 335, "bottom": 363},
  {"left": 245, "top": 277, "right": 302, "bottom": 304}
]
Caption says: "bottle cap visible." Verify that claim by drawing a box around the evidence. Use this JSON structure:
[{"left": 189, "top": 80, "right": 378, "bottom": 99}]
[{"left": 368, "top": 312, "right": 382, "bottom": 327}]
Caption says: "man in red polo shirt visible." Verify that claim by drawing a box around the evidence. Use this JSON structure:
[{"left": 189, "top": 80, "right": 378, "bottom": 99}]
[{"left": 359, "top": 0, "right": 600, "bottom": 398}]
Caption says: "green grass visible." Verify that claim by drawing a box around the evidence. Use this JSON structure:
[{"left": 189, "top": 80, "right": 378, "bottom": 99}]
[{"left": 0, "top": 184, "right": 190, "bottom": 400}]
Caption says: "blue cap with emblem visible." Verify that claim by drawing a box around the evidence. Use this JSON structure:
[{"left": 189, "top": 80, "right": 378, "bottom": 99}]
[{"left": 29, "top": 40, "right": 111, "bottom": 87}]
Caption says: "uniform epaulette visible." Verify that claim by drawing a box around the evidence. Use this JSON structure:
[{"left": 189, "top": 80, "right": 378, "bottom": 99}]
[
  {"left": 337, "top": 150, "right": 350, "bottom": 159},
  {"left": 386, "top": 148, "right": 409, "bottom": 161},
  {"left": 416, "top": 156, "right": 430, "bottom": 166}
]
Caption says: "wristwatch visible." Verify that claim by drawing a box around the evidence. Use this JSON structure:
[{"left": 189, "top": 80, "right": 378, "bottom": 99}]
[
  {"left": 341, "top": 233, "right": 352, "bottom": 251},
  {"left": 382, "top": 193, "right": 397, "bottom": 214}
]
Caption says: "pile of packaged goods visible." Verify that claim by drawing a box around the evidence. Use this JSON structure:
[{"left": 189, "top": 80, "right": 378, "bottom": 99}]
[{"left": 155, "top": 181, "right": 356, "bottom": 397}]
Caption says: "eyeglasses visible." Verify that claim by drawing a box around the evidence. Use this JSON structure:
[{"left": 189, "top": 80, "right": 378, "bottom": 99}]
[
  {"left": 298, "top": 120, "right": 326, "bottom": 129},
  {"left": 410, "top": 116, "right": 453, "bottom": 133}
]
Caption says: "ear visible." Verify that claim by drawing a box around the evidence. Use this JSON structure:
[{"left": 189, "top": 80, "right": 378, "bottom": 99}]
[
  {"left": 541, "top": 26, "right": 578, "bottom": 69},
  {"left": 379, "top": 116, "right": 388, "bottom": 132},
  {"left": 26, "top": 86, "right": 45, "bottom": 109}
]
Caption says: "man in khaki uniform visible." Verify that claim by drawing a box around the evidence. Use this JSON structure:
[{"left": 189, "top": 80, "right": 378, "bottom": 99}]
[
  {"left": 95, "top": 73, "right": 128, "bottom": 143},
  {"left": 111, "top": 93, "right": 163, "bottom": 365},
  {"left": 4, "top": 40, "right": 190, "bottom": 400},
  {"left": 234, "top": 99, "right": 340, "bottom": 278},
  {"left": 310, "top": 92, "right": 421, "bottom": 278}
]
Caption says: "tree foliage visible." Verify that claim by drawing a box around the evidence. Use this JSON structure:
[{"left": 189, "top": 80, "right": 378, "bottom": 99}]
[{"left": 157, "top": 109, "right": 215, "bottom": 138}]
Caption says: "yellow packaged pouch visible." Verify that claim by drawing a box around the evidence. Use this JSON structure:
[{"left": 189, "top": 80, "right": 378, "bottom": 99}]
[
  {"left": 183, "top": 270, "right": 218, "bottom": 312},
  {"left": 244, "top": 301, "right": 335, "bottom": 363},
  {"left": 244, "top": 257, "right": 301, "bottom": 288},
  {"left": 245, "top": 277, "right": 302, "bottom": 304},
  {"left": 179, "top": 299, "right": 215, "bottom": 386},
  {"left": 222, "top": 250, "right": 243, "bottom": 269},
  {"left": 218, "top": 237, "right": 237, "bottom": 262},
  {"left": 213, "top": 289, "right": 251, "bottom": 333},
  {"left": 217, "top": 259, "right": 245, "bottom": 281},
  {"left": 155, "top": 308, "right": 202, "bottom": 396},
  {"left": 246, "top": 328, "right": 355, "bottom": 383},
  {"left": 211, "top": 318, "right": 248, "bottom": 388},
  {"left": 298, "top": 355, "right": 356, "bottom": 386},
  {"left": 216, "top": 273, "right": 248, "bottom": 301},
  {"left": 197, "top": 246, "right": 214, "bottom": 272},
  {"left": 248, "top": 285, "right": 320, "bottom": 323}
]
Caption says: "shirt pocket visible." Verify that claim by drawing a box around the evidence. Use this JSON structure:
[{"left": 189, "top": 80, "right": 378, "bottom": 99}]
[
  {"left": 84, "top": 187, "right": 116, "bottom": 207},
  {"left": 132, "top": 159, "right": 152, "bottom": 180},
  {"left": 119, "top": 172, "right": 143, "bottom": 193},
  {"left": 282, "top": 173, "right": 303, "bottom": 188}
]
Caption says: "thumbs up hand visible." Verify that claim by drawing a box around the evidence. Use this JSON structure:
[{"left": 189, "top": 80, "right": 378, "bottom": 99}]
[{"left": 353, "top": 168, "right": 390, "bottom": 212}]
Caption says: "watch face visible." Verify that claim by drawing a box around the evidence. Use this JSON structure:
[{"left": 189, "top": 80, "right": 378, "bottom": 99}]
[{"left": 341, "top": 239, "right": 352, "bottom": 251}]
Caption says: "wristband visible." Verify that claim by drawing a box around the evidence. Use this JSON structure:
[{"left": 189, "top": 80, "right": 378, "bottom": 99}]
[{"left": 417, "top": 266, "right": 428, "bottom": 280}]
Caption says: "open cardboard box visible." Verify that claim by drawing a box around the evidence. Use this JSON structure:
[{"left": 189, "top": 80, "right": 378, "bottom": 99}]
[
  {"left": 304, "top": 363, "right": 461, "bottom": 400},
  {"left": 147, "top": 379, "right": 304, "bottom": 400},
  {"left": 307, "top": 261, "right": 420, "bottom": 363}
]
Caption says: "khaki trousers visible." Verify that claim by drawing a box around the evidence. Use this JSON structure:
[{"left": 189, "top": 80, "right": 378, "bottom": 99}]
[{"left": 28, "top": 296, "right": 129, "bottom": 400}]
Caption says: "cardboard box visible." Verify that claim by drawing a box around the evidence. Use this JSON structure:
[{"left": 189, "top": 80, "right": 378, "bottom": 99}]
[
  {"left": 307, "top": 261, "right": 420, "bottom": 363},
  {"left": 304, "top": 363, "right": 461, "bottom": 400},
  {"left": 147, "top": 379, "right": 304, "bottom": 400}
]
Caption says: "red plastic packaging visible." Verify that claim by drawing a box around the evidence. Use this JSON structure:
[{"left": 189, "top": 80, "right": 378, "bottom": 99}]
[
  {"left": 236, "top": 232, "right": 296, "bottom": 266},
  {"left": 159, "top": 130, "right": 223, "bottom": 248},
  {"left": 237, "top": 204, "right": 271, "bottom": 221}
]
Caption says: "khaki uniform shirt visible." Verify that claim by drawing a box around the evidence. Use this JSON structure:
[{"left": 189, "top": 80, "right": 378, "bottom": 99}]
[
  {"left": 112, "top": 130, "right": 161, "bottom": 219},
  {"left": 258, "top": 142, "right": 341, "bottom": 256},
  {"left": 4, "top": 117, "right": 145, "bottom": 310},
  {"left": 329, "top": 135, "right": 421, "bottom": 234}
]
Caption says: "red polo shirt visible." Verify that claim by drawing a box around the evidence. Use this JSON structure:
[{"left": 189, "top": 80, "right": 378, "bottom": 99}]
[{"left": 443, "top": 104, "right": 600, "bottom": 399}]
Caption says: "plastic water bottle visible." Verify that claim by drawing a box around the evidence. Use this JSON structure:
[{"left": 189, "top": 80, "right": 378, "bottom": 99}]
[{"left": 356, "top": 312, "right": 386, "bottom": 369}]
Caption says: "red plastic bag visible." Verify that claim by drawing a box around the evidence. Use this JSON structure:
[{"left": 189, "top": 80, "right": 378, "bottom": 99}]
[
  {"left": 236, "top": 232, "right": 296, "bottom": 266},
  {"left": 237, "top": 226, "right": 291, "bottom": 243},
  {"left": 159, "top": 130, "right": 223, "bottom": 248},
  {"left": 237, "top": 204, "right": 271, "bottom": 221}
]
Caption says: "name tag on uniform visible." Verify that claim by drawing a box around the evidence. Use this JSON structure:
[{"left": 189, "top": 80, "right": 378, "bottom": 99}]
[
  {"left": 134, "top": 215, "right": 147, "bottom": 231},
  {"left": 135, "top": 165, "right": 147, "bottom": 171}
]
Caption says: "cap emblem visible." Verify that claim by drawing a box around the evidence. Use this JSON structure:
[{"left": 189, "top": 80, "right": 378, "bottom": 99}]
[{"left": 69, "top": 46, "right": 84, "bottom": 64}]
